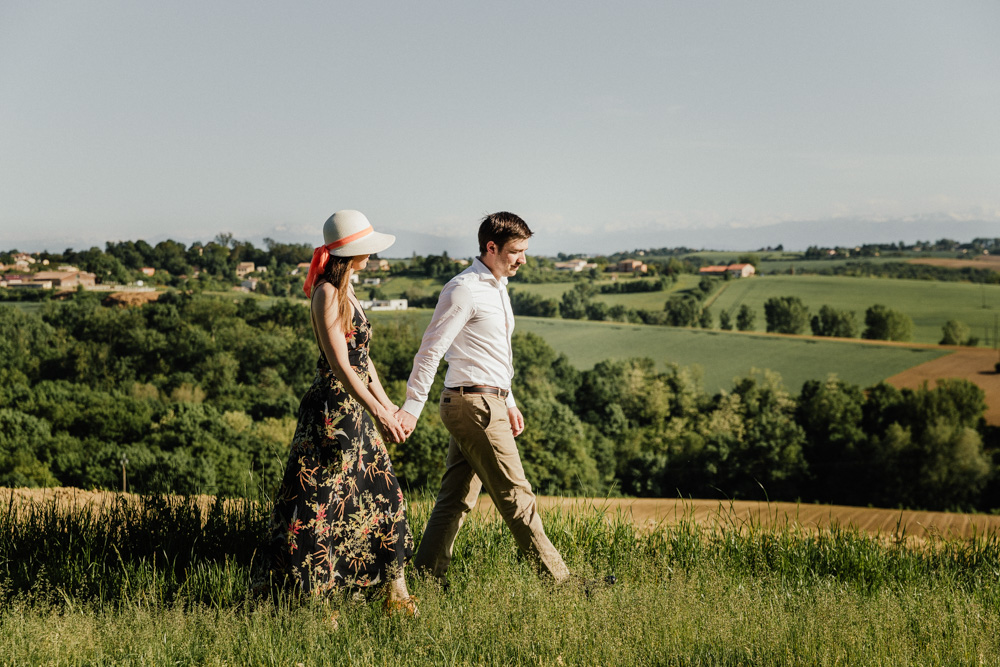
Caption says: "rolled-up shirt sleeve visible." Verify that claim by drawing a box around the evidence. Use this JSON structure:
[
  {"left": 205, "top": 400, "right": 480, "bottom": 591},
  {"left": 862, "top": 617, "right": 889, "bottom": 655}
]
[{"left": 401, "top": 283, "right": 475, "bottom": 417}]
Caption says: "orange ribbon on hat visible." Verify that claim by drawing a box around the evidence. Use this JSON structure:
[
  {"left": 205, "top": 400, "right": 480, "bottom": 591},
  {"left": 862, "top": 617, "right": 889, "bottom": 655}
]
[{"left": 303, "top": 225, "right": 374, "bottom": 297}]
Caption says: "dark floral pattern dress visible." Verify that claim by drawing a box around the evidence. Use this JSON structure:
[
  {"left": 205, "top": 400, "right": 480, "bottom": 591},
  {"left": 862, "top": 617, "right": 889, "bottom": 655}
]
[{"left": 267, "top": 307, "right": 413, "bottom": 595}]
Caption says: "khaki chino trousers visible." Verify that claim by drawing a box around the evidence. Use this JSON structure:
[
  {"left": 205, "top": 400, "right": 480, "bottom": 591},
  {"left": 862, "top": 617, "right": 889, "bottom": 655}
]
[{"left": 412, "top": 389, "right": 570, "bottom": 582}]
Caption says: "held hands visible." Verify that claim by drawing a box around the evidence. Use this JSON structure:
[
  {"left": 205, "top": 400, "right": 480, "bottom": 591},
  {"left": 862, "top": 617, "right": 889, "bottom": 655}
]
[
  {"left": 384, "top": 406, "right": 521, "bottom": 439},
  {"left": 375, "top": 404, "right": 407, "bottom": 444},
  {"left": 395, "top": 408, "right": 418, "bottom": 438}
]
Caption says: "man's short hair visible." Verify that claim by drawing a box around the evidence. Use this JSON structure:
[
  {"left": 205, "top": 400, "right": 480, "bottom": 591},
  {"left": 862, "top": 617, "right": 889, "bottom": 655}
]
[{"left": 478, "top": 212, "right": 533, "bottom": 255}]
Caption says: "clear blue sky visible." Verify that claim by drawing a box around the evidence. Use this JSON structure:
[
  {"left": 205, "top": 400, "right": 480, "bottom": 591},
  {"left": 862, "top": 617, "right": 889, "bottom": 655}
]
[{"left": 2, "top": 1, "right": 999, "bottom": 255}]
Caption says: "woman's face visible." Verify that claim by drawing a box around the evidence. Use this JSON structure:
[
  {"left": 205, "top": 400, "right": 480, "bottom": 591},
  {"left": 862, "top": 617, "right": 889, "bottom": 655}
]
[{"left": 352, "top": 255, "right": 370, "bottom": 271}]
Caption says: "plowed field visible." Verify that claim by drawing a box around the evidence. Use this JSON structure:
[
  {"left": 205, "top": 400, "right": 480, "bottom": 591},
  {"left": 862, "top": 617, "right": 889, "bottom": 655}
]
[{"left": 886, "top": 347, "right": 1000, "bottom": 424}]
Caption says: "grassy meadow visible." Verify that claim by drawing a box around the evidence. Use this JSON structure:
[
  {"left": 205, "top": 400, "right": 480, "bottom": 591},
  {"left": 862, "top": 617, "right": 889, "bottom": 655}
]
[
  {"left": 2, "top": 492, "right": 999, "bottom": 665},
  {"left": 710, "top": 274, "right": 1000, "bottom": 344},
  {"left": 513, "top": 318, "right": 947, "bottom": 394},
  {"left": 370, "top": 311, "right": 949, "bottom": 394}
]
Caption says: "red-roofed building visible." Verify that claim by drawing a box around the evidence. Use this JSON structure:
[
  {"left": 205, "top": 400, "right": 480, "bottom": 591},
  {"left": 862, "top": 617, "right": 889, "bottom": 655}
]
[{"left": 699, "top": 263, "right": 756, "bottom": 278}]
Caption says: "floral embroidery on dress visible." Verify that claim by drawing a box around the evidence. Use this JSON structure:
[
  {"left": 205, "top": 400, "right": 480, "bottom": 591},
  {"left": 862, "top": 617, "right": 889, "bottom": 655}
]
[{"left": 267, "top": 309, "right": 413, "bottom": 595}]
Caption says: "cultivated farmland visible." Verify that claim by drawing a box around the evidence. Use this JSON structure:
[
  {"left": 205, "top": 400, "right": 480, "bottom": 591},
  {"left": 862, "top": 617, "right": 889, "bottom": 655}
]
[
  {"left": 709, "top": 274, "right": 1000, "bottom": 344},
  {"left": 514, "top": 317, "right": 949, "bottom": 393}
]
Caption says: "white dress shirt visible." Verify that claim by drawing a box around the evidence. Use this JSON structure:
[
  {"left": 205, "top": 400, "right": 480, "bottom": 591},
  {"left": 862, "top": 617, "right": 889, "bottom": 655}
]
[{"left": 402, "top": 258, "right": 517, "bottom": 418}]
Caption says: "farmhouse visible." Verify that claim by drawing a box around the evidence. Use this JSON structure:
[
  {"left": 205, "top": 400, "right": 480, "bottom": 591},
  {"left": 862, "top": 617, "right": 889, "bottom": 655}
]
[
  {"left": 615, "top": 259, "right": 648, "bottom": 274},
  {"left": 364, "top": 259, "right": 391, "bottom": 272},
  {"left": 32, "top": 270, "right": 97, "bottom": 288},
  {"left": 554, "top": 259, "right": 597, "bottom": 272},
  {"left": 235, "top": 262, "right": 255, "bottom": 278},
  {"left": 699, "top": 263, "right": 756, "bottom": 278},
  {"left": 360, "top": 298, "right": 408, "bottom": 311}
]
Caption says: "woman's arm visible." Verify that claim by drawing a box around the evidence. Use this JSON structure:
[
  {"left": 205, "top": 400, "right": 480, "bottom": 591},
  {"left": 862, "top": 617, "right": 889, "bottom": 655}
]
[
  {"left": 367, "top": 362, "right": 396, "bottom": 412},
  {"left": 311, "top": 282, "right": 406, "bottom": 443}
]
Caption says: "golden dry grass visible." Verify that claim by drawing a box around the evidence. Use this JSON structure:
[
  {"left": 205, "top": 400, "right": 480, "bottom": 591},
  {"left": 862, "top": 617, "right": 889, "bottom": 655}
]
[
  {"left": 7, "top": 487, "right": 999, "bottom": 542},
  {"left": 463, "top": 495, "right": 1000, "bottom": 542}
]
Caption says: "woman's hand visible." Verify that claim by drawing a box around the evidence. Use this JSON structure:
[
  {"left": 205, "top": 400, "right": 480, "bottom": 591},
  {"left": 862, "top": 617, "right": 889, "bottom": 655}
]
[{"left": 375, "top": 405, "right": 407, "bottom": 444}]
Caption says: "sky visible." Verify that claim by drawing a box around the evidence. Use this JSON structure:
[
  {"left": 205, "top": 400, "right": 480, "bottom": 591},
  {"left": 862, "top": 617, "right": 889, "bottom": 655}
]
[{"left": 2, "top": 1, "right": 999, "bottom": 256}]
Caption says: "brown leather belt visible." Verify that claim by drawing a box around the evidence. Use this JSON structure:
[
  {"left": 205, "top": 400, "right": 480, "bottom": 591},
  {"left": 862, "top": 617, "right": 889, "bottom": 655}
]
[{"left": 445, "top": 385, "right": 510, "bottom": 398}]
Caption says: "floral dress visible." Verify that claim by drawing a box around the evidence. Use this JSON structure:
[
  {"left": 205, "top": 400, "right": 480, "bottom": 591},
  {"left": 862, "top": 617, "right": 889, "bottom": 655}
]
[{"left": 267, "top": 307, "right": 413, "bottom": 595}]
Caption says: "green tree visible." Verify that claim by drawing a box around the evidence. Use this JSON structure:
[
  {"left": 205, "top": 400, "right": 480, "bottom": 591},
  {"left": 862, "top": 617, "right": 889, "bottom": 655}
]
[
  {"left": 719, "top": 310, "right": 733, "bottom": 330},
  {"left": 736, "top": 305, "right": 755, "bottom": 331},
  {"left": 699, "top": 308, "right": 713, "bottom": 329},
  {"left": 810, "top": 305, "right": 859, "bottom": 338},
  {"left": 722, "top": 371, "right": 807, "bottom": 499},
  {"left": 559, "top": 288, "right": 588, "bottom": 319},
  {"left": 585, "top": 301, "right": 609, "bottom": 321},
  {"left": 862, "top": 305, "right": 913, "bottom": 341},
  {"left": 940, "top": 319, "right": 970, "bottom": 345},
  {"left": 664, "top": 297, "right": 700, "bottom": 327},
  {"left": 796, "top": 377, "right": 868, "bottom": 504},
  {"left": 764, "top": 296, "right": 809, "bottom": 334}
]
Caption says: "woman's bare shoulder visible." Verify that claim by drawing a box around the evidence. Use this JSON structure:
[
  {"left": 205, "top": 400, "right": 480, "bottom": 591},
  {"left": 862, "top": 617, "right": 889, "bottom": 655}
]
[
  {"left": 311, "top": 281, "right": 341, "bottom": 304},
  {"left": 311, "top": 281, "right": 345, "bottom": 322}
]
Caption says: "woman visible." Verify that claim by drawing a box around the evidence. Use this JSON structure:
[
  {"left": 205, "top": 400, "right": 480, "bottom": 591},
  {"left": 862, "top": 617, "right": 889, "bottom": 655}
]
[{"left": 267, "top": 210, "right": 416, "bottom": 615}]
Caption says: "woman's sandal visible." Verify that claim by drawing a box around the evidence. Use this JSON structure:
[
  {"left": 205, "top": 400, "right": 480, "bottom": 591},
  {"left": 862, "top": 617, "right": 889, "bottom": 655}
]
[{"left": 385, "top": 595, "right": 419, "bottom": 618}]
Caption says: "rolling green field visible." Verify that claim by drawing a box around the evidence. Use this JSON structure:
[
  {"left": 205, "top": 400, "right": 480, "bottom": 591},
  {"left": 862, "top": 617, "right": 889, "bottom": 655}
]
[
  {"left": 710, "top": 274, "right": 1000, "bottom": 344},
  {"left": 371, "top": 310, "right": 951, "bottom": 394},
  {"left": 516, "top": 317, "right": 948, "bottom": 393},
  {"left": 507, "top": 273, "right": 703, "bottom": 310}
]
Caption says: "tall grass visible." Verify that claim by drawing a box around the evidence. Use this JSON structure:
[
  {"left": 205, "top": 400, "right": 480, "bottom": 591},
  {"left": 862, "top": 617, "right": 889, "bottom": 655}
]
[{"left": 2, "top": 494, "right": 999, "bottom": 665}]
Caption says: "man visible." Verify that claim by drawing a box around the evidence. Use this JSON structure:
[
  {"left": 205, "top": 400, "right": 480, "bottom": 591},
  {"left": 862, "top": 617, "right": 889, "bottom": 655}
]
[{"left": 395, "top": 212, "right": 570, "bottom": 584}]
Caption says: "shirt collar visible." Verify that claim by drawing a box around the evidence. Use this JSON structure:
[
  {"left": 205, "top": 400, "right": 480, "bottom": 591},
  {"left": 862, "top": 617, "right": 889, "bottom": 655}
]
[{"left": 471, "top": 257, "right": 507, "bottom": 286}]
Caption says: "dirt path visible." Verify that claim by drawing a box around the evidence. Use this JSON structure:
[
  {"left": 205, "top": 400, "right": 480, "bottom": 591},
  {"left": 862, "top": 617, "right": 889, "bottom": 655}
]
[{"left": 886, "top": 347, "right": 1000, "bottom": 424}]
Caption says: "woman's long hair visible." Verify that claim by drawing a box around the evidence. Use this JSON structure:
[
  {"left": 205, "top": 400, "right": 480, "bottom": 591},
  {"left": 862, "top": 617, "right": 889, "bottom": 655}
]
[{"left": 314, "top": 255, "right": 356, "bottom": 336}]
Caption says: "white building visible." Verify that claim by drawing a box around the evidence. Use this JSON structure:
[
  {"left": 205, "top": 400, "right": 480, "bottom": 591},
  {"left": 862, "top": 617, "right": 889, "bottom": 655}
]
[{"left": 360, "top": 299, "right": 408, "bottom": 311}]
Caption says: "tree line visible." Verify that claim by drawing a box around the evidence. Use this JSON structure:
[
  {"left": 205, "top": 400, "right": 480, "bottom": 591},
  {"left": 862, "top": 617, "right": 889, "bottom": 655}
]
[{"left": 1, "top": 292, "right": 997, "bottom": 511}]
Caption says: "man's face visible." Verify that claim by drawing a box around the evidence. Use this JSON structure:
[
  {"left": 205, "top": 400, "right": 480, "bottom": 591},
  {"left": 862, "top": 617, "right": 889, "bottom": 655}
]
[{"left": 495, "top": 238, "right": 529, "bottom": 278}]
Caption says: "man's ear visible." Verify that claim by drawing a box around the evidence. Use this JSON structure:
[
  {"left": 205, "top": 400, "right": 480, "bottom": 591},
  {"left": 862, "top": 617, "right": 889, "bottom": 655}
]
[{"left": 486, "top": 241, "right": 497, "bottom": 256}]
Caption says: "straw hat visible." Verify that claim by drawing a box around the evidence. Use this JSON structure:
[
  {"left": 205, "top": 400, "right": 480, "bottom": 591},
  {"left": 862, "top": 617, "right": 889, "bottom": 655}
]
[{"left": 323, "top": 210, "right": 395, "bottom": 256}]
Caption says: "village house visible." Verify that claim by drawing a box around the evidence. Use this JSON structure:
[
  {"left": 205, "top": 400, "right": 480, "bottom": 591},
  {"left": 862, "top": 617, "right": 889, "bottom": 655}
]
[
  {"left": 141, "top": 267, "right": 156, "bottom": 277},
  {"left": 698, "top": 263, "right": 756, "bottom": 278},
  {"left": 359, "top": 298, "right": 408, "bottom": 311},
  {"left": 615, "top": 259, "right": 648, "bottom": 274},
  {"left": 32, "top": 270, "right": 97, "bottom": 288},
  {"left": 12, "top": 254, "right": 36, "bottom": 270},
  {"left": 235, "top": 262, "right": 255, "bottom": 278},
  {"left": 553, "top": 259, "right": 597, "bottom": 272},
  {"left": 364, "top": 258, "right": 391, "bottom": 272}
]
